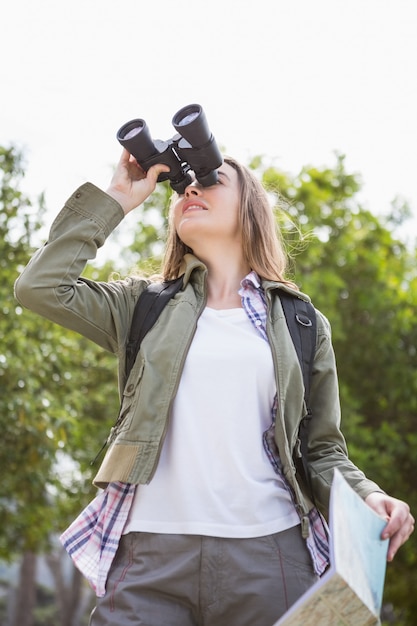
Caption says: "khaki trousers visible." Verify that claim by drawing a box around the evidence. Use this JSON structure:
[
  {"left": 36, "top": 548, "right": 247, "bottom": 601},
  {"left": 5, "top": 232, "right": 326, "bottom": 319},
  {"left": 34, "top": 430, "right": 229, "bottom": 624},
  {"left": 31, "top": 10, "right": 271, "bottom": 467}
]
[{"left": 89, "top": 525, "right": 317, "bottom": 626}]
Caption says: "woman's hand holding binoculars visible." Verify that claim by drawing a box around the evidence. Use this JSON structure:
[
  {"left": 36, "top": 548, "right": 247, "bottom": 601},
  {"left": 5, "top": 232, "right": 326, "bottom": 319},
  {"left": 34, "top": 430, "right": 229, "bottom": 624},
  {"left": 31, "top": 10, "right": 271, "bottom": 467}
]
[{"left": 106, "top": 148, "right": 170, "bottom": 215}]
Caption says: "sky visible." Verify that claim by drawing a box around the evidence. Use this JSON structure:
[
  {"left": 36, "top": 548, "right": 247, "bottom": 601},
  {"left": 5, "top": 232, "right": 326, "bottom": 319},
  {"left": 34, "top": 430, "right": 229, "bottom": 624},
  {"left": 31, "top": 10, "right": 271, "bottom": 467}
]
[{"left": 2, "top": 0, "right": 417, "bottom": 244}]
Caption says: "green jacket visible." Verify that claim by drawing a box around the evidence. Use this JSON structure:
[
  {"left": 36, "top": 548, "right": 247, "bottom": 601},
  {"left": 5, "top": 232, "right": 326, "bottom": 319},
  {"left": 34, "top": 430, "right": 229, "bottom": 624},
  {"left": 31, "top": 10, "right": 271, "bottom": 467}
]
[{"left": 15, "top": 182, "right": 382, "bottom": 522}]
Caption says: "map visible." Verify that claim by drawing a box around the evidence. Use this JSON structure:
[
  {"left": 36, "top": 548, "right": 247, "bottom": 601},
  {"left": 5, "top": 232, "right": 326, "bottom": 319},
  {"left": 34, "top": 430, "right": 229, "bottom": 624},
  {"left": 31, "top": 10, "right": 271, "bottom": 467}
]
[{"left": 274, "top": 469, "right": 389, "bottom": 626}]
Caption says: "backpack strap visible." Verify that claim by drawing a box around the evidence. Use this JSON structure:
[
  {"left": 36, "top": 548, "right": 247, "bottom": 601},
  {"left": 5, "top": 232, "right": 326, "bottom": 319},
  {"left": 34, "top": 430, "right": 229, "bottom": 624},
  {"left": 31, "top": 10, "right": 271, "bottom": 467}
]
[
  {"left": 279, "top": 292, "right": 316, "bottom": 401},
  {"left": 279, "top": 291, "right": 316, "bottom": 500},
  {"left": 125, "top": 276, "right": 184, "bottom": 383}
]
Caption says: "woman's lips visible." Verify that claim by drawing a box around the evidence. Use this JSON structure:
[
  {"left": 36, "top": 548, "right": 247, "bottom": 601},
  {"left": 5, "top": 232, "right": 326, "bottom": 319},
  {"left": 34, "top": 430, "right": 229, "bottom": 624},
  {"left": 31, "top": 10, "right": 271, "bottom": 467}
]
[{"left": 182, "top": 201, "right": 208, "bottom": 214}]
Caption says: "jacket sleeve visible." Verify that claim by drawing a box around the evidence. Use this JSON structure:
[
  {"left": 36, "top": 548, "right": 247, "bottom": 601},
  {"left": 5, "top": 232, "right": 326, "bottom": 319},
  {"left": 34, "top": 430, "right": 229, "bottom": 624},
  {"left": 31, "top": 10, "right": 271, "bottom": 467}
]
[
  {"left": 14, "top": 183, "right": 143, "bottom": 354},
  {"left": 307, "top": 310, "right": 383, "bottom": 514}
]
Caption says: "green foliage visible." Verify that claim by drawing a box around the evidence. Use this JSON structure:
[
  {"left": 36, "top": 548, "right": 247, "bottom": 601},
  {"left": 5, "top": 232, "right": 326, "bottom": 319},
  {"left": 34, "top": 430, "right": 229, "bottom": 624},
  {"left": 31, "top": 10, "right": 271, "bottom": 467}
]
[{"left": 0, "top": 147, "right": 119, "bottom": 556}]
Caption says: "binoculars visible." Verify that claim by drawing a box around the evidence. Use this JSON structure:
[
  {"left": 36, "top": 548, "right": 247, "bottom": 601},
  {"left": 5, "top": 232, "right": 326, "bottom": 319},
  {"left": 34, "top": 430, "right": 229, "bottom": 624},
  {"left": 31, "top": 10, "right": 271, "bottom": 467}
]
[{"left": 117, "top": 104, "right": 223, "bottom": 194}]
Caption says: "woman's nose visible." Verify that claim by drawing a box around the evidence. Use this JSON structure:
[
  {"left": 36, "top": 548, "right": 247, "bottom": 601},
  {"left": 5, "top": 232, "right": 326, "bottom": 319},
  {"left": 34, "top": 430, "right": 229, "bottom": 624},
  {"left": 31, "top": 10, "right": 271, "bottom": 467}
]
[{"left": 184, "top": 181, "right": 202, "bottom": 197}]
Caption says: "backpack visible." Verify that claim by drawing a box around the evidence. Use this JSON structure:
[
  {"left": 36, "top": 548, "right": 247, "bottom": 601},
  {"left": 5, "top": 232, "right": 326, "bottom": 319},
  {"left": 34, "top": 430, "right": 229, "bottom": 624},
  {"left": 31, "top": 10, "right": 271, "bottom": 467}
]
[{"left": 124, "top": 276, "right": 317, "bottom": 497}]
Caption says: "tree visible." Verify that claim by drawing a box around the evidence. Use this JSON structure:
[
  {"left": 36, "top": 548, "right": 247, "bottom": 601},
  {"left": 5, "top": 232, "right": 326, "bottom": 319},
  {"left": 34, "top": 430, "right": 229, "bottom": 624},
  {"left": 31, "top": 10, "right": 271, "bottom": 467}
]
[{"left": 0, "top": 146, "right": 117, "bottom": 624}]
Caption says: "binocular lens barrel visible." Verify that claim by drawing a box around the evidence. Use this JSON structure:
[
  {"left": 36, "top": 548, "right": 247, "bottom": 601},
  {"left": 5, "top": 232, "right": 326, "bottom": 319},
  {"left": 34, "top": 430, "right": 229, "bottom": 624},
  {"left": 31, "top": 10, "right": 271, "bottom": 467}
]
[
  {"left": 172, "top": 104, "right": 211, "bottom": 146},
  {"left": 117, "top": 119, "right": 158, "bottom": 162}
]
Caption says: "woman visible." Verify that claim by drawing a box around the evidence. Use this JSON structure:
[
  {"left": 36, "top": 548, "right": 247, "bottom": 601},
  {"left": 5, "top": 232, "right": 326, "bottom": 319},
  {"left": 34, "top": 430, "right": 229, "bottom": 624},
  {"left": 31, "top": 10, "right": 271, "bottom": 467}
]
[{"left": 15, "top": 148, "right": 414, "bottom": 625}]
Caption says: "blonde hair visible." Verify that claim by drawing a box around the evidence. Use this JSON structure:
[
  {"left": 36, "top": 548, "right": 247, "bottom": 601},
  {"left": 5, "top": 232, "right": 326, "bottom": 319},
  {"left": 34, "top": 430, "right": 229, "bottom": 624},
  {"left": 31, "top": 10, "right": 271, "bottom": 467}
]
[{"left": 161, "top": 156, "right": 297, "bottom": 288}]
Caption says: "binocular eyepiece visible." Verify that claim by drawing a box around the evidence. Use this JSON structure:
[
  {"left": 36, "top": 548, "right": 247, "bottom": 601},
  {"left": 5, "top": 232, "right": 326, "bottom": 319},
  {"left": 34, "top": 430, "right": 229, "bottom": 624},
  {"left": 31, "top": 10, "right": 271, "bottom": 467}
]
[{"left": 117, "top": 104, "right": 223, "bottom": 194}]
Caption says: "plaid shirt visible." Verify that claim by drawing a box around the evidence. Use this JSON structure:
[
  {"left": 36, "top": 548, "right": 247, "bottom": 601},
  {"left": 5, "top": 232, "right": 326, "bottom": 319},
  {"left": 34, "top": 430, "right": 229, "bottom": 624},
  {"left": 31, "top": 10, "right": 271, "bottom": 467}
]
[{"left": 60, "top": 271, "right": 329, "bottom": 597}]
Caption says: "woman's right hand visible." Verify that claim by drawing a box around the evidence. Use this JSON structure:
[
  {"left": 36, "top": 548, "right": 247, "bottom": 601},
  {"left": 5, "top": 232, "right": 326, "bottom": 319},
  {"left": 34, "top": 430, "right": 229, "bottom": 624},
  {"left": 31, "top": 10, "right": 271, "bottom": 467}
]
[{"left": 106, "top": 149, "right": 170, "bottom": 215}]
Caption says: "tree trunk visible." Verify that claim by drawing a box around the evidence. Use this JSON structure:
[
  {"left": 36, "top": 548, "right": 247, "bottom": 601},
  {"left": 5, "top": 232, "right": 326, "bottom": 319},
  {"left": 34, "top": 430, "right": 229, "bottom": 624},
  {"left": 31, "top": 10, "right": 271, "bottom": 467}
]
[
  {"left": 46, "top": 549, "right": 85, "bottom": 626},
  {"left": 12, "top": 551, "right": 37, "bottom": 626}
]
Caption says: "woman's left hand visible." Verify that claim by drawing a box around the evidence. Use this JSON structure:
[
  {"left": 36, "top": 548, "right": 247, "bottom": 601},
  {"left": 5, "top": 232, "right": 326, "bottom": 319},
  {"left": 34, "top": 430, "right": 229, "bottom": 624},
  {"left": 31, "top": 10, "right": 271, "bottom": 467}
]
[{"left": 365, "top": 492, "right": 414, "bottom": 561}]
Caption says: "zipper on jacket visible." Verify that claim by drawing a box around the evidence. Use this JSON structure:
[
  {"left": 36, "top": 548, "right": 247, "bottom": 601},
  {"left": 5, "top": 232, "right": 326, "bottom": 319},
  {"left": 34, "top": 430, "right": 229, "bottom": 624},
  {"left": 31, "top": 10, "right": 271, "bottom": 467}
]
[
  {"left": 90, "top": 438, "right": 108, "bottom": 466},
  {"left": 301, "top": 514, "right": 310, "bottom": 538},
  {"left": 90, "top": 403, "right": 129, "bottom": 466}
]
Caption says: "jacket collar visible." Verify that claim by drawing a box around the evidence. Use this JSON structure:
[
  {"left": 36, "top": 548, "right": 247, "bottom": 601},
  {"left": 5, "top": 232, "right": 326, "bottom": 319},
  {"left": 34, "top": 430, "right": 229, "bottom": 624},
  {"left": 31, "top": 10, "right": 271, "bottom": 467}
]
[
  {"left": 179, "top": 253, "right": 208, "bottom": 287},
  {"left": 178, "top": 253, "right": 310, "bottom": 303}
]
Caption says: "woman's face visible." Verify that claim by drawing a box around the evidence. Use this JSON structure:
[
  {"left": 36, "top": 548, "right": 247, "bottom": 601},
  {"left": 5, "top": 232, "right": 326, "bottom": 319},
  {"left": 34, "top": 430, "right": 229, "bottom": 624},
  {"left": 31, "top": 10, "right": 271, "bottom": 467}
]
[{"left": 171, "top": 162, "right": 241, "bottom": 252}]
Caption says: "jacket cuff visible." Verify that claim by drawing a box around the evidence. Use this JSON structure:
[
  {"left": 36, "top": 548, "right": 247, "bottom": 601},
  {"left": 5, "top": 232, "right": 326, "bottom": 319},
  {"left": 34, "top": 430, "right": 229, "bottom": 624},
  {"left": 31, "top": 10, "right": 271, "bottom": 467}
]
[{"left": 65, "top": 182, "right": 125, "bottom": 237}]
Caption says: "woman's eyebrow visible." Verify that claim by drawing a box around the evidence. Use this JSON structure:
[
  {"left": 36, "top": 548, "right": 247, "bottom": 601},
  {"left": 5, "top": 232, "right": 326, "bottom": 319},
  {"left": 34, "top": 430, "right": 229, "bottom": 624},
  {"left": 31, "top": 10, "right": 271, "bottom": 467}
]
[{"left": 218, "top": 170, "right": 230, "bottom": 180}]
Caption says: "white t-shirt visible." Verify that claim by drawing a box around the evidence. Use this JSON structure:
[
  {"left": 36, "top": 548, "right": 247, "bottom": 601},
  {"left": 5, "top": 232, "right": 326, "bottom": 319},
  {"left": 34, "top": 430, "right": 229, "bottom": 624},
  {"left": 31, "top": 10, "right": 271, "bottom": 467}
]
[{"left": 124, "top": 306, "right": 300, "bottom": 537}]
